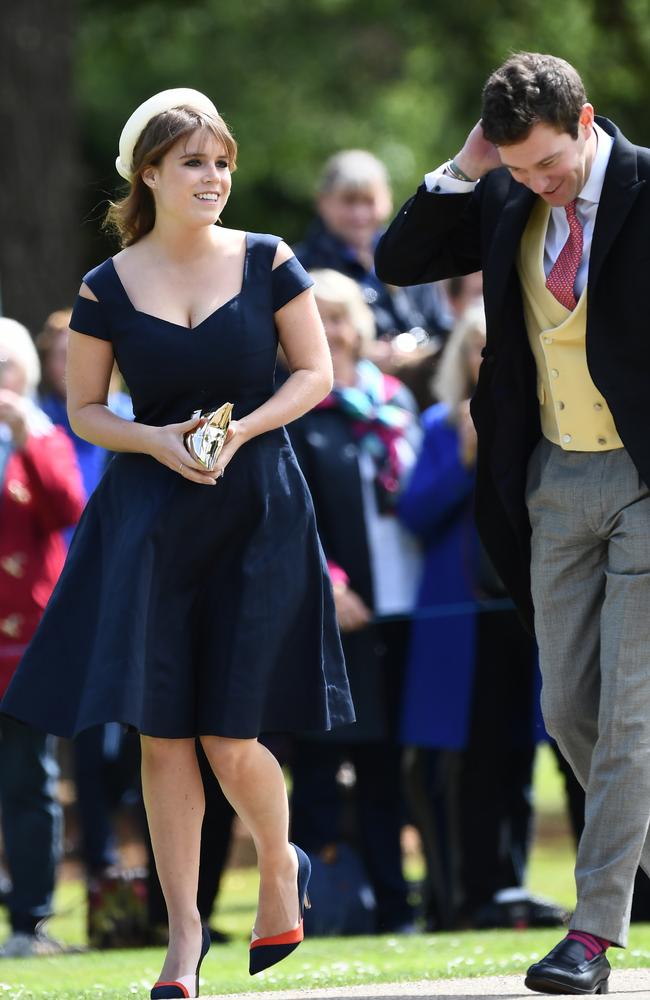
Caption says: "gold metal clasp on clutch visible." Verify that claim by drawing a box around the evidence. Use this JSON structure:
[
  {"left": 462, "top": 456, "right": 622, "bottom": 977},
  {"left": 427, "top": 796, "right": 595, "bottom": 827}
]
[{"left": 184, "top": 402, "right": 234, "bottom": 471}]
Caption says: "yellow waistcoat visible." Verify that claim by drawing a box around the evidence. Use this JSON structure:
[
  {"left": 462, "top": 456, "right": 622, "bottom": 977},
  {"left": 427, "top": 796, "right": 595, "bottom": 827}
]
[{"left": 516, "top": 198, "right": 622, "bottom": 451}]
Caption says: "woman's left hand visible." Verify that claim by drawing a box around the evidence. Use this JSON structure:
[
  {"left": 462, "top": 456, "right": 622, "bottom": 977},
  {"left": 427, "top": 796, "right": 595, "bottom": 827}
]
[
  {"left": 0, "top": 389, "right": 29, "bottom": 449},
  {"left": 213, "top": 420, "right": 249, "bottom": 478}
]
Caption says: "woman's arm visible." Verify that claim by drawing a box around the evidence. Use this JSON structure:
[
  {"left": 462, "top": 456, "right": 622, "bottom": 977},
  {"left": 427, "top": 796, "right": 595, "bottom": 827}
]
[
  {"left": 216, "top": 244, "right": 332, "bottom": 470},
  {"left": 66, "top": 286, "right": 218, "bottom": 486},
  {"left": 242, "top": 244, "right": 332, "bottom": 434}
]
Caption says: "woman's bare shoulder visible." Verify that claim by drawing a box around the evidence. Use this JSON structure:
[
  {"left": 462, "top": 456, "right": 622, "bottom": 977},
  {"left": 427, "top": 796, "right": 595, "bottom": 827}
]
[
  {"left": 272, "top": 240, "right": 294, "bottom": 269},
  {"left": 79, "top": 283, "right": 99, "bottom": 302}
]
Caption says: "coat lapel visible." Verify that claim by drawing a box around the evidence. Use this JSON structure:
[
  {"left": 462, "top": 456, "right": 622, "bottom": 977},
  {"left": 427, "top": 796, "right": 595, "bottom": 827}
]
[{"left": 589, "top": 117, "right": 646, "bottom": 290}]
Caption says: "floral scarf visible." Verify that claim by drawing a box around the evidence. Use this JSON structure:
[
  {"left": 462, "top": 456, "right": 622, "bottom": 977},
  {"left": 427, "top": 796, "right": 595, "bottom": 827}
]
[{"left": 316, "top": 359, "right": 413, "bottom": 512}]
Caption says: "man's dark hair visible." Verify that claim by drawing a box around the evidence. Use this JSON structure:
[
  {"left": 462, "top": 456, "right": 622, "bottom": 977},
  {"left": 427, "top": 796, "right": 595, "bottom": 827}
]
[{"left": 481, "top": 52, "right": 587, "bottom": 145}]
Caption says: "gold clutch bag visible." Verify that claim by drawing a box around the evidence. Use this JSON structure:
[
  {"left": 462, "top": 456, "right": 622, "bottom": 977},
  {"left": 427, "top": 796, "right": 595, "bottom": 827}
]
[{"left": 184, "top": 402, "right": 234, "bottom": 471}]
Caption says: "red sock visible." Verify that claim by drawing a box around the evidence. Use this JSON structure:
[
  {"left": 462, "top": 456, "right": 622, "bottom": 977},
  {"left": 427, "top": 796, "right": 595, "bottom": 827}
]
[{"left": 566, "top": 930, "right": 610, "bottom": 958}]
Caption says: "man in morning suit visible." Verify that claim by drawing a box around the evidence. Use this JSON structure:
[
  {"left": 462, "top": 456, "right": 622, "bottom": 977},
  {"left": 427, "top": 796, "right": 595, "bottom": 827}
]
[{"left": 375, "top": 51, "right": 650, "bottom": 996}]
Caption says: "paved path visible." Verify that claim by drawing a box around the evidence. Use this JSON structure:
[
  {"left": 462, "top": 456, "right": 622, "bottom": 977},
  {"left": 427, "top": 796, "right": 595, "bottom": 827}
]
[{"left": 203, "top": 968, "right": 650, "bottom": 998}]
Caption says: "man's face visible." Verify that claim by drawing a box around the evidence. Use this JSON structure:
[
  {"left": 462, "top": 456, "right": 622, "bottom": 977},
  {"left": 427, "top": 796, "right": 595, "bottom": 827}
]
[
  {"left": 497, "top": 104, "right": 596, "bottom": 207},
  {"left": 317, "top": 182, "right": 392, "bottom": 251}
]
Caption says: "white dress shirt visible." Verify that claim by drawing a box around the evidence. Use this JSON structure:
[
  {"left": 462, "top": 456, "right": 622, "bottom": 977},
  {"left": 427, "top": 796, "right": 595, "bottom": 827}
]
[{"left": 424, "top": 121, "right": 613, "bottom": 292}]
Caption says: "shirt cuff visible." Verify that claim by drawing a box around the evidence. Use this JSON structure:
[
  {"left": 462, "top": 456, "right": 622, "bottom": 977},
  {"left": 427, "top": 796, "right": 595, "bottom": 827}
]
[{"left": 424, "top": 161, "right": 478, "bottom": 194}]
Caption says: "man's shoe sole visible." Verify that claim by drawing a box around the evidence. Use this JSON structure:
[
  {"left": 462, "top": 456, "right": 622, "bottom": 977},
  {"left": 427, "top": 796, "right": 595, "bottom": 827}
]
[{"left": 525, "top": 972, "right": 609, "bottom": 994}]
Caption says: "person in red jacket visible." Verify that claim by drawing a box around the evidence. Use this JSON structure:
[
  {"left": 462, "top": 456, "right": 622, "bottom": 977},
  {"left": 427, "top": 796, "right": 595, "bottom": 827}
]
[{"left": 0, "top": 317, "right": 84, "bottom": 957}]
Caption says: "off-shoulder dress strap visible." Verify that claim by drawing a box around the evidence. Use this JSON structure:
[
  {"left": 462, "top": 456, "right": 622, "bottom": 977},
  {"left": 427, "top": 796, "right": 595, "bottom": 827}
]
[
  {"left": 246, "top": 233, "right": 314, "bottom": 312},
  {"left": 68, "top": 259, "right": 118, "bottom": 342}
]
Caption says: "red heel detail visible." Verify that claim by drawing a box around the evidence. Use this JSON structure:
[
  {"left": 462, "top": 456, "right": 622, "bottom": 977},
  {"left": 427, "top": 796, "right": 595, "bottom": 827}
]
[
  {"left": 250, "top": 918, "right": 304, "bottom": 951},
  {"left": 248, "top": 844, "right": 311, "bottom": 976}
]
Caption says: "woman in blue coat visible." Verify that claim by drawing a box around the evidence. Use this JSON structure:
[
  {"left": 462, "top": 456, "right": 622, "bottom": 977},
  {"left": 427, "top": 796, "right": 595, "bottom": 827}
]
[{"left": 399, "top": 303, "right": 545, "bottom": 931}]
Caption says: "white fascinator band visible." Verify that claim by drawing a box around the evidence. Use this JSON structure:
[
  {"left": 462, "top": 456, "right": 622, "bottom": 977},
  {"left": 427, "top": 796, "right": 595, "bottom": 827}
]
[{"left": 115, "top": 88, "right": 219, "bottom": 181}]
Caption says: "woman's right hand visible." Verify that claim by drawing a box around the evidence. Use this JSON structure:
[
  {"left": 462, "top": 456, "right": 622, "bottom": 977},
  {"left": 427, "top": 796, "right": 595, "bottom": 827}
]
[
  {"left": 333, "top": 584, "right": 372, "bottom": 633},
  {"left": 144, "top": 416, "right": 219, "bottom": 485}
]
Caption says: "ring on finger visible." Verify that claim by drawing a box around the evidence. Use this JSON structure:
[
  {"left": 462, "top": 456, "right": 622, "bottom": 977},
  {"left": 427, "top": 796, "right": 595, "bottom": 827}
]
[{"left": 178, "top": 462, "right": 184, "bottom": 473}]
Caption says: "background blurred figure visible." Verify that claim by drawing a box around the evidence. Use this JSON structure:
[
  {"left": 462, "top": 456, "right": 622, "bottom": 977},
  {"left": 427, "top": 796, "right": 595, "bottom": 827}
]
[
  {"left": 288, "top": 269, "right": 421, "bottom": 933},
  {"left": 444, "top": 273, "right": 484, "bottom": 324},
  {"left": 398, "top": 304, "right": 565, "bottom": 931},
  {"left": 0, "top": 319, "right": 84, "bottom": 956},
  {"left": 38, "top": 310, "right": 107, "bottom": 510},
  {"left": 294, "top": 150, "right": 452, "bottom": 407}
]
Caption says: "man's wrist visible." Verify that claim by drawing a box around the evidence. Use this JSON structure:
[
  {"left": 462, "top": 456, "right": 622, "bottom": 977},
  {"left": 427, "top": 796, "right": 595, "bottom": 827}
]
[
  {"left": 452, "top": 151, "right": 487, "bottom": 181},
  {"left": 445, "top": 158, "right": 477, "bottom": 183}
]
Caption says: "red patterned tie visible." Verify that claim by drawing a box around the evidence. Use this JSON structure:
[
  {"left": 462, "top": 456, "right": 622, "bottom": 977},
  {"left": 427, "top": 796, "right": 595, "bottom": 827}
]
[{"left": 545, "top": 199, "right": 583, "bottom": 310}]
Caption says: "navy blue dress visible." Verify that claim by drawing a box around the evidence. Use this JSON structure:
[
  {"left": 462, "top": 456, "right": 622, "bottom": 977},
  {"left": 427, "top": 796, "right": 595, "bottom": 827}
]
[{"left": 1, "top": 233, "right": 354, "bottom": 739}]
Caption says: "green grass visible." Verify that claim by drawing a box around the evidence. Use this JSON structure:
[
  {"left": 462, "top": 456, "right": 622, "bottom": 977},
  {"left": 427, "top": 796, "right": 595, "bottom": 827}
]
[
  {"left": 3, "top": 919, "right": 650, "bottom": 999},
  {"left": 2, "top": 745, "right": 648, "bottom": 998}
]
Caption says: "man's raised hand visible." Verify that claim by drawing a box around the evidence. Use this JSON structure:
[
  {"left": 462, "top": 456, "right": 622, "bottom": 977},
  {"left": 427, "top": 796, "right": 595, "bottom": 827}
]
[{"left": 454, "top": 121, "right": 503, "bottom": 181}]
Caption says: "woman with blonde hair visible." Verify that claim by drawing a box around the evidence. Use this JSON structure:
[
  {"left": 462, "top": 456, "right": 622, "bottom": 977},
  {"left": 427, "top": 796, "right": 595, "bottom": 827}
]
[
  {"left": 1, "top": 90, "right": 354, "bottom": 995},
  {"left": 398, "top": 302, "right": 551, "bottom": 931}
]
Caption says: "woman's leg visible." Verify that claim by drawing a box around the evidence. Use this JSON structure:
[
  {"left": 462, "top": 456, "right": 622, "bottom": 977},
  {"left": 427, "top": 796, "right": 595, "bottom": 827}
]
[
  {"left": 196, "top": 740, "right": 235, "bottom": 930},
  {"left": 200, "top": 736, "right": 299, "bottom": 938},
  {"left": 140, "top": 736, "right": 205, "bottom": 981}
]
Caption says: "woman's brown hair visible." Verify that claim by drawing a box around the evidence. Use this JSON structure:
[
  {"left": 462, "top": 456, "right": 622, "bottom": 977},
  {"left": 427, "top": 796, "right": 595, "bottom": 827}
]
[{"left": 104, "top": 106, "right": 238, "bottom": 248}]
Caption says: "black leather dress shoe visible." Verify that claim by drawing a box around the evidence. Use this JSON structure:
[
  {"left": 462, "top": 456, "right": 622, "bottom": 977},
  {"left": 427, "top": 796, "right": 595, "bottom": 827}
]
[{"left": 525, "top": 936, "right": 611, "bottom": 994}]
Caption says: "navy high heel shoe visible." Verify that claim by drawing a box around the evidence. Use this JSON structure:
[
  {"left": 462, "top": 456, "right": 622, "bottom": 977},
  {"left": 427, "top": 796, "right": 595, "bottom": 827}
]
[
  {"left": 249, "top": 843, "right": 311, "bottom": 976},
  {"left": 151, "top": 924, "right": 211, "bottom": 998}
]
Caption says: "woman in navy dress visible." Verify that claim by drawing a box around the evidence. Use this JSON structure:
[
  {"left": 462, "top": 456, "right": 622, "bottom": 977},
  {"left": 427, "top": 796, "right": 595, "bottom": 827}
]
[{"left": 1, "top": 88, "right": 354, "bottom": 996}]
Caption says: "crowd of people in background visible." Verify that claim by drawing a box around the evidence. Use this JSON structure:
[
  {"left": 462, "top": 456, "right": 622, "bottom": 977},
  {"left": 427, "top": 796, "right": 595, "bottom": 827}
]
[{"left": 0, "top": 146, "right": 573, "bottom": 956}]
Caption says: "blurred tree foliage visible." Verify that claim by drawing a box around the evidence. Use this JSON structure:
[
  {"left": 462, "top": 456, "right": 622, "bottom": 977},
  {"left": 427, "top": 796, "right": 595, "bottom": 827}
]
[
  {"left": 4, "top": 0, "right": 650, "bottom": 325},
  {"left": 76, "top": 0, "right": 650, "bottom": 263},
  {"left": 76, "top": 0, "right": 650, "bottom": 262}
]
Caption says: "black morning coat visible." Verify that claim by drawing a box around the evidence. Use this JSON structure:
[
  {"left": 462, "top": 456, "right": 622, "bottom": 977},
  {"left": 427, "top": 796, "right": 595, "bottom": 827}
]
[{"left": 375, "top": 118, "right": 650, "bottom": 633}]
